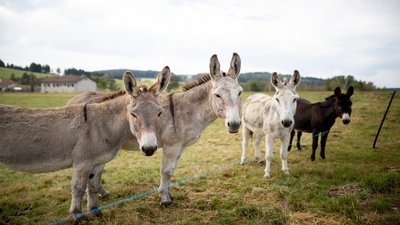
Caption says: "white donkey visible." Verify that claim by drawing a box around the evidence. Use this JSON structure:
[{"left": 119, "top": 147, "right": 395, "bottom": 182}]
[
  {"left": 241, "top": 71, "right": 300, "bottom": 177},
  {"left": 0, "top": 68, "right": 170, "bottom": 215},
  {"left": 68, "top": 53, "right": 243, "bottom": 206}
]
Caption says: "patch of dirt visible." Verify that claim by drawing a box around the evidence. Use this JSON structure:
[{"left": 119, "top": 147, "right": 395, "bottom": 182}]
[
  {"left": 289, "top": 211, "right": 345, "bottom": 225},
  {"left": 328, "top": 182, "right": 362, "bottom": 198},
  {"left": 388, "top": 167, "right": 400, "bottom": 172}
]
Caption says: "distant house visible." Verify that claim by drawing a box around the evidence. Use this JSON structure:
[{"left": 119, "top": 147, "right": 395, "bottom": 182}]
[
  {"left": 0, "top": 79, "right": 17, "bottom": 91},
  {"left": 40, "top": 76, "right": 97, "bottom": 93}
]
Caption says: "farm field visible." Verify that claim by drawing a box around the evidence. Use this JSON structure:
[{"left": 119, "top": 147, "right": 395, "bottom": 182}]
[{"left": 0, "top": 90, "right": 399, "bottom": 225}]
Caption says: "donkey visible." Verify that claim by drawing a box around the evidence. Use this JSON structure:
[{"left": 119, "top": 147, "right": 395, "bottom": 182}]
[
  {"left": 0, "top": 68, "right": 171, "bottom": 215},
  {"left": 67, "top": 53, "right": 243, "bottom": 206},
  {"left": 241, "top": 71, "right": 300, "bottom": 177},
  {"left": 288, "top": 86, "right": 354, "bottom": 161}
]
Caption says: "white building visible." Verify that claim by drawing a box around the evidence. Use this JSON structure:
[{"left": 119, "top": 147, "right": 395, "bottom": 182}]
[{"left": 40, "top": 76, "right": 97, "bottom": 93}]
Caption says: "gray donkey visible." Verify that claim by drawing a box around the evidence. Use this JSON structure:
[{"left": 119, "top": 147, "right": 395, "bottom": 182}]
[
  {"left": 68, "top": 53, "right": 243, "bottom": 206},
  {"left": 0, "top": 68, "right": 171, "bottom": 215}
]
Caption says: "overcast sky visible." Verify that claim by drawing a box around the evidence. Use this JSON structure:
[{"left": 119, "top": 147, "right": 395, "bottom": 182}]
[{"left": 1, "top": 0, "right": 399, "bottom": 88}]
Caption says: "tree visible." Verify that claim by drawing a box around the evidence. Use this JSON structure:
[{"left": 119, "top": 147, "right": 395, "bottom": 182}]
[
  {"left": 56, "top": 67, "right": 61, "bottom": 74},
  {"left": 21, "top": 73, "right": 31, "bottom": 84},
  {"left": 0, "top": 59, "right": 5, "bottom": 67},
  {"left": 42, "top": 64, "right": 50, "bottom": 73},
  {"left": 9, "top": 73, "right": 18, "bottom": 82}
]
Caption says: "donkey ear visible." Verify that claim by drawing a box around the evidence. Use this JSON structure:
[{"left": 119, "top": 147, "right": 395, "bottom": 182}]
[
  {"left": 150, "top": 66, "right": 171, "bottom": 96},
  {"left": 334, "top": 87, "right": 342, "bottom": 97},
  {"left": 347, "top": 86, "right": 354, "bottom": 97},
  {"left": 271, "top": 72, "right": 282, "bottom": 89},
  {"left": 209, "top": 54, "right": 221, "bottom": 80},
  {"left": 289, "top": 70, "right": 301, "bottom": 88},
  {"left": 123, "top": 71, "right": 140, "bottom": 97},
  {"left": 228, "top": 52, "right": 241, "bottom": 79}
]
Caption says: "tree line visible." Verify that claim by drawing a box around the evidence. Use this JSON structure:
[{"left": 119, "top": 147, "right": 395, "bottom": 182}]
[{"left": 0, "top": 59, "right": 53, "bottom": 74}]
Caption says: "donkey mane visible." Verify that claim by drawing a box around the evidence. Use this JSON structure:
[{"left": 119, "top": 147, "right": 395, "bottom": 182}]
[
  {"left": 96, "top": 86, "right": 151, "bottom": 103},
  {"left": 321, "top": 95, "right": 336, "bottom": 108},
  {"left": 325, "top": 95, "right": 335, "bottom": 101},
  {"left": 97, "top": 90, "right": 126, "bottom": 103},
  {"left": 182, "top": 73, "right": 212, "bottom": 91}
]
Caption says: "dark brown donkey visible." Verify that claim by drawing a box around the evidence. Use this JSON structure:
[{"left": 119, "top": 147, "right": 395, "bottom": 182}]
[{"left": 288, "top": 86, "right": 354, "bottom": 161}]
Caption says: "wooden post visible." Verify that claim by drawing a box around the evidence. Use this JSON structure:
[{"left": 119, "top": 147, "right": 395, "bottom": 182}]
[{"left": 373, "top": 91, "right": 396, "bottom": 148}]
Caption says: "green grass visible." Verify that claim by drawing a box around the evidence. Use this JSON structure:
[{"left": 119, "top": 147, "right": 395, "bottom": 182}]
[
  {"left": 0, "top": 90, "right": 399, "bottom": 224},
  {"left": 0, "top": 67, "right": 55, "bottom": 80}
]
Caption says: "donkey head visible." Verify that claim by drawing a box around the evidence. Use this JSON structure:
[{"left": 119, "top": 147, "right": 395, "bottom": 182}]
[
  {"left": 271, "top": 71, "right": 301, "bottom": 128},
  {"left": 123, "top": 66, "right": 171, "bottom": 156},
  {"left": 209, "top": 53, "right": 243, "bottom": 133},
  {"left": 334, "top": 86, "right": 354, "bottom": 124}
]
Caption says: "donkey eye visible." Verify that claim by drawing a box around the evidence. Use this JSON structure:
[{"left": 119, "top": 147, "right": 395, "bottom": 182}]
[
  {"left": 275, "top": 98, "right": 280, "bottom": 103},
  {"left": 131, "top": 113, "right": 137, "bottom": 118},
  {"left": 238, "top": 91, "right": 242, "bottom": 97},
  {"left": 293, "top": 98, "right": 297, "bottom": 103},
  {"left": 214, "top": 94, "right": 221, "bottom": 98},
  {"left": 157, "top": 112, "right": 162, "bottom": 117}
]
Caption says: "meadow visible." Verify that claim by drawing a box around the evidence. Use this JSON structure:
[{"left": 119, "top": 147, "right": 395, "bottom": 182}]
[
  {"left": 0, "top": 67, "right": 54, "bottom": 80},
  {"left": 0, "top": 90, "right": 399, "bottom": 225}
]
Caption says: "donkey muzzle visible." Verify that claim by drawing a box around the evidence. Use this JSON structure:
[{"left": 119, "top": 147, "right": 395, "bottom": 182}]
[
  {"left": 342, "top": 113, "right": 351, "bottom": 125},
  {"left": 227, "top": 121, "right": 241, "bottom": 133},
  {"left": 281, "top": 119, "right": 293, "bottom": 128},
  {"left": 141, "top": 145, "right": 158, "bottom": 156}
]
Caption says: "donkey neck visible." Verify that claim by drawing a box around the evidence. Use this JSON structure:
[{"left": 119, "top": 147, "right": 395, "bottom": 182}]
[
  {"left": 316, "top": 97, "right": 339, "bottom": 125},
  {"left": 168, "top": 82, "right": 218, "bottom": 138},
  {"left": 86, "top": 95, "right": 132, "bottom": 148}
]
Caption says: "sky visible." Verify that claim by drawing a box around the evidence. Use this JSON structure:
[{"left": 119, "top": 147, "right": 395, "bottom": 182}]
[{"left": 1, "top": 0, "right": 399, "bottom": 88}]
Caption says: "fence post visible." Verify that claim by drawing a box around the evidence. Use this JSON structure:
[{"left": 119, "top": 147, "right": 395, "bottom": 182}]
[{"left": 373, "top": 91, "right": 396, "bottom": 148}]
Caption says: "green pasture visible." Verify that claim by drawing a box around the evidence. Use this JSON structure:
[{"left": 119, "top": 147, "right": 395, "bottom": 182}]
[
  {"left": 0, "top": 90, "right": 399, "bottom": 225},
  {"left": 0, "top": 67, "right": 54, "bottom": 80}
]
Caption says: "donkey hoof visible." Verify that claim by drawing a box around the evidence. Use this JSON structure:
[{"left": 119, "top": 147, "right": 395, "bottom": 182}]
[
  {"left": 321, "top": 156, "right": 326, "bottom": 160},
  {"left": 311, "top": 156, "right": 316, "bottom": 161},
  {"left": 240, "top": 160, "right": 245, "bottom": 165},
  {"left": 160, "top": 200, "right": 173, "bottom": 207},
  {"left": 160, "top": 195, "right": 174, "bottom": 207},
  {"left": 264, "top": 173, "right": 270, "bottom": 178},
  {"left": 258, "top": 160, "right": 266, "bottom": 165},
  {"left": 284, "top": 171, "right": 290, "bottom": 176}
]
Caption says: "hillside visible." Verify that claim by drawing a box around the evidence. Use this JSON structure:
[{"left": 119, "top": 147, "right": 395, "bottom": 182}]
[{"left": 0, "top": 67, "right": 56, "bottom": 80}]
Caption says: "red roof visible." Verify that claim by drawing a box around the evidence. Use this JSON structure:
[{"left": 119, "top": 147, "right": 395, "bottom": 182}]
[
  {"left": 0, "top": 79, "right": 17, "bottom": 86},
  {"left": 40, "top": 75, "right": 85, "bottom": 84}
]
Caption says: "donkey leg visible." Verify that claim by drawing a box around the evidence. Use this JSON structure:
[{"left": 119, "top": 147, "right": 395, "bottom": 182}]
[
  {"left": 86, "top": 164, "right": 107, "bottom": 214},
  {"left": 296, "top": 131, "right": 303, "bottom": 151},
  {"left": 320, "top": 131, "right": 329, "bottom": 160},
  {"left": 311, "top": 131, "right": 319, "bottom": 161},
  {"left": 159, "top": 144, "right": 182, "bottom": 206},
  {"left": 240, "top": 126, "right": 251, "bottom": 164},
  {"left": 264, "top": 134, "right": 274, "bottom": 177},
  {"left": 280, "top": 133, "right": 290, "bottom": 175},
  {"left": 288, "top": 130, "right": 295, "bottom": 152},
  {"left": 254, "top": 134, "right": 264, "bottom": 164},
  {"left": 70, "top": 164, "right": 92, "bottom": 214},
  {"left": 91, "top": 164, "right": 110, "bottom": 199}
]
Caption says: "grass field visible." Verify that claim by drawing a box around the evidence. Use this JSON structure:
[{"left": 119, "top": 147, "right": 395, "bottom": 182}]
[
  {"left": 0, "top": 67, "right": 55, "bottom": 80},
  {"left": 0, "top": 90, "right": 399, "bottom": 225}
]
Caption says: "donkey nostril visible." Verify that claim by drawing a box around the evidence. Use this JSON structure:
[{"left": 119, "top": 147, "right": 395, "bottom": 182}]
[{"left": 281, "top": 120, "right": 292, "bottom": 128}]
